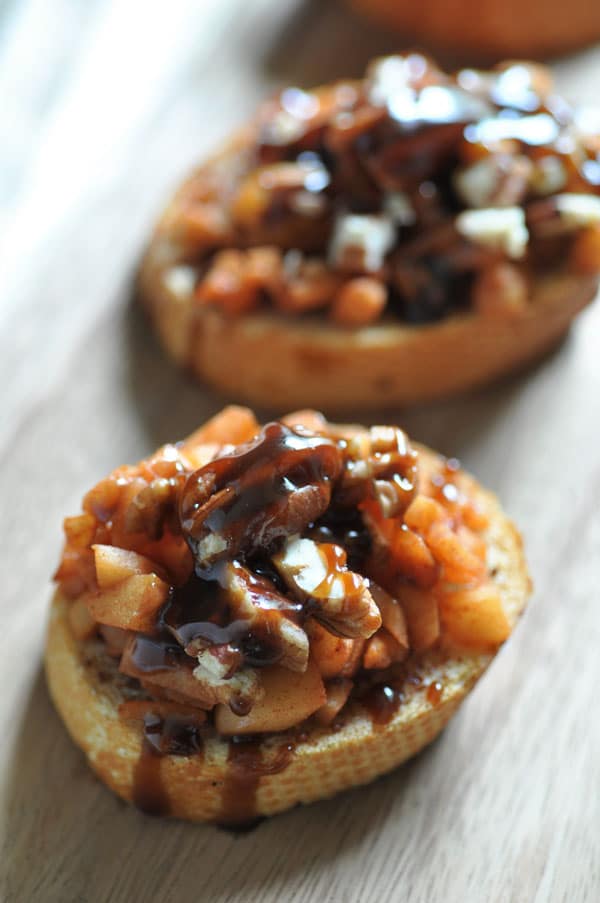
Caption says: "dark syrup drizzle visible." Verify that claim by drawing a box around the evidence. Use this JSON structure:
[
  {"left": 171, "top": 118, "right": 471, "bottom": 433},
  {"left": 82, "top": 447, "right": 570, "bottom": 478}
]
[
  {"left": 132, "top": 712, "right": 205, "bottom": 816},
  {"left": 361, "top": 684, "right": 405, "bottom": 727},
  {"left": 217, "top": 737, "right": 295, "bottom": 829},
  {"left": 426, "top": 681, "right": 443, "bottom": 706}
]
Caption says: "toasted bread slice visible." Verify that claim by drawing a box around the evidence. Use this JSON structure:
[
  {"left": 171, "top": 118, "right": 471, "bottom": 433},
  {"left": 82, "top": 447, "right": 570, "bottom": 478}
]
[
  {"left": 139, "top": 134, "right": 598, "bottom": 412},
  {"left": 45, "top": 446, "right": 529, "bottom": 823},
  {"left": 349, "top": 0, "right": 600, "bottom": 59}
]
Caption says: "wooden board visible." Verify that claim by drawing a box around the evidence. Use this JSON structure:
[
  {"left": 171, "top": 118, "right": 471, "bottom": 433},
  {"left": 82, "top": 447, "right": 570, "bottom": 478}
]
[{"left": 1, "top": 1, "right": 600, "bottom": 900}]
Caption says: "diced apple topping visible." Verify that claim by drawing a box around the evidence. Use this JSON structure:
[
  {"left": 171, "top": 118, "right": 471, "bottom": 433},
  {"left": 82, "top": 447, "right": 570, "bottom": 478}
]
[
  {"left": 273, "top": 537, "right": 381, "bottom": 639},
  {"left": 369, "top": 582, "right": 409, "bottom": 651},
  {"left": 363, "top": 630, "right": 404, "bottom": 670},
  {"left": 84, "top": 573, "right": 170, "bottom": 633},
  {"left": 215, "top": 660, "right": 326, "bottom": 735},
  {"left": 55, "top": 407, "right": 512, "bottom": 737},
  {"left": 182, "top": 405, "right": 260, "bottom": 449},
  {"left": 118, "top": 699, "right": 207, "bottom": 724},
  {"left": 93, "top": 544, "right": 164, "bottom": 588},
  {"left": 305, "top": 620, "right": 364, "bottom": 679},
  {"left": 315, "top": 678, "right": 353, "bottom": 725},
  {"left": 438, "top": 583, "right": 510, "bottom": 648},
  {"left": 397, "top": 585, "right": 441, "bottom": 652},
  {"left": 67, "top": 597, "right": 98, "bottom": 641}
]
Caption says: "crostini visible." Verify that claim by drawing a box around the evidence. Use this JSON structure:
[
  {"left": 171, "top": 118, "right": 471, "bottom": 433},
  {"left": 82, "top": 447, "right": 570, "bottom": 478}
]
[
  {"left": 139, "top": 55, "right": 600, "bottom": 410},
  {"left": 46, "top": 406, "right": 530, "bottom": 823}
]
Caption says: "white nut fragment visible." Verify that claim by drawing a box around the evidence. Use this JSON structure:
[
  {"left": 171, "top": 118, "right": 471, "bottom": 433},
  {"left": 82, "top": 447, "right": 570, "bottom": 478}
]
[
  {"left": 192, "top": 657, "right": 263, "bottom": 709},
  {"left": 367, "top": 55, "right": 417, "bottom": 107},
  {"left": 195, "top": 647, "right": 237, "bottom": 681},
  {"left": 454, "top": 156, "right": 531, "bottom": 209},
  {"left": 530, "top": 156, "right": 567, "bottom": 196},
  {"left": 274, "top": 536, "right": 329, "bottom": 595},
  {"left": 384, "top": 192, "right": 416, "bottom": 226},
  {"left": 554, "top": 194, "right": 600, "bottom": 229},
  {"left": 163, "top": 264, "right": 197, "bottom": 297},
  {"left": 465, "top": 113, "right": 559, "bottom": 148},
  {"left": 329, "top": 213, "right": 396, "bottom": 272},
  {"left": 196, "top": 532, "right": 228, "bottom": 564},
  {"left": 454, "top": 159, "right": 500, "bottom": 209},
  {"left": 273, "top": 536, "right": 381, "bottom": 639},
  {"left": 456, "top": 207, "right": 529, "bottom": 259}
]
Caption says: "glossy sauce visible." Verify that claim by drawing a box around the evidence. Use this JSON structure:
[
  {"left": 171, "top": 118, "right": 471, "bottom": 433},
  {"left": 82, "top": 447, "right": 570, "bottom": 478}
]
[
  {"left": 179, "top": 423, "right": 344, "bottom": 570},
  {"left": 132, "top": 712, "right": 206, "bottom": 816},
  {"left": 162, "top": 566, "right": 304, "bottom": 667},
  {"left": 361, "top": 683, "right": 405, "bottom": 727},
  {"left": 217, "top": 737, "right": 294, "bottom": 828},
  {"left": 313, "top": 543, "right": 364, "bottom": 601},
  {"left": 129, "top": 634, "right": 189, "bottom": 673},
  {"left": 426, "top": 681, "right": 443, "bottom": 706}
]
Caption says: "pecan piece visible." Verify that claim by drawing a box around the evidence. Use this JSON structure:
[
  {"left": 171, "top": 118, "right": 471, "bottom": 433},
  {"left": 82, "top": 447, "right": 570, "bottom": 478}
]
[
  {"left": 120, "top": 633, "right": 263, "bottom": 713},
  {"left": 179, "top": 422, "right": 343, "bottom": 570},
  {"left": 273, "top": 537, "right": 381, "bottom": 639},
  {"left": 337, "top": 425, "right": 418, "bottom": 517},
  {"left": 218, "top": 562, "right": 309, "bottom": 673}
]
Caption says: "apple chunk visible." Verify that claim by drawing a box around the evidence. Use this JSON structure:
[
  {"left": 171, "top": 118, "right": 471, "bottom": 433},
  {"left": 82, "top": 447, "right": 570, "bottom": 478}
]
[
  {"left": 85, "top": 573, "right": 169, "bottom": 632},
  {"left": 398, "top": 585, "right": 440, "bottom": 652},
  {"left": 183, "top": 405, "right": 259, "bottom": 449},
  {"left": 215, "top": 659, "right": 326, "bottom": 735},
  {"left": 93, "top": 544, "right": 162, "bottom": 589},
  {"left": 305, "top": 620, "right": 363, "bottom": 679},
  {"left": 438, "top": 583, "right": 510, "bottom": 649}
]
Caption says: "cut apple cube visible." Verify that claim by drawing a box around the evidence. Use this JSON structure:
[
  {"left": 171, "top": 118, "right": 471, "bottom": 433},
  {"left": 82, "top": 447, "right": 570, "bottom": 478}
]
[
  {"left": 84, "top": 572, "right": 170, "bottom": 632},
  {"left": 369, "top": 582, "right": 409, "bottom": 651},
  {"left": 67, "top": 597, "right": 98, "bottom": 641},
  {"left": 438, "top": 583, "right": 510, "bottom": 648},
  {"left": 215, "top": 659, "right": 326, "bottom": 735},
  {"left": 363, "top": 629, "right": 404, "bottom": 670},
  {"left": 305, "top": 619, "right": 363, "bottom": 679},
  {"left": 183, "top": 405, "right": 259, "bottom": 449},
  {"left": 398, "top": 585, "right": 440, "bottom": 652},
  {"left": 93, "top": 544, "right": 163, "bottom": 589},
  {"left": 315, "top": 678, "right": 353, "bottom": 725}
]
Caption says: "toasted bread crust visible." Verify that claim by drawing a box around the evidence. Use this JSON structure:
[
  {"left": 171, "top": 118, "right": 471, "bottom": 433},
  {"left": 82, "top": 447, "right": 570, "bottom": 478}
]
[
  {"left": 349, "top": 0, "right": 600, "bottom": 58},
  {"left": 138, "top": 135, "right": 598, "bottom": 413},
  {"left": 45, "top": 448, "right": 530, "bottom": 822}
]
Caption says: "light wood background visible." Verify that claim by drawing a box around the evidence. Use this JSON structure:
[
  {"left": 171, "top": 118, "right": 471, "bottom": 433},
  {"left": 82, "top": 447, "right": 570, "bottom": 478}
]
[{"left": 2, "top": 1, "right": 600, "bottom": 900}]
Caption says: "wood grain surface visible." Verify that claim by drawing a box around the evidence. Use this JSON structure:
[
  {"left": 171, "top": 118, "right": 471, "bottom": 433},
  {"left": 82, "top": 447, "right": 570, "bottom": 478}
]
[{"left": 1, "top": 2, "right": 600, "bottom": 901}]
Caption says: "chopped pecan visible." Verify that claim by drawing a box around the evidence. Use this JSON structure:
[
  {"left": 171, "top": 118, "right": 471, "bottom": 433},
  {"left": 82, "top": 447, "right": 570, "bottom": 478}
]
[
  {"left": 329, "top": 212, "right": 395, "bottom": 273},
  {"left": 120, "top": 634, "right": 263, "bottom": 713},
  {"left": 179, "top": 422, "right": 343, "bottom": 570},
  {"left": 273, "top": 537, "right": 381, "bottom": 639},
  {"left": 337, "top": 425, "right": 418, "bottom": 517},
  {"left": 217, "top": 562, "right": 309, "bottom": 673},
  {"left": 454, "top": 154, "right": 533, "bottom": 209}
]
